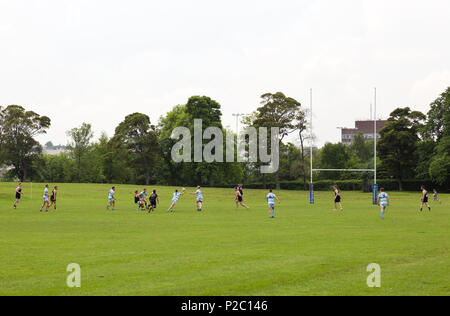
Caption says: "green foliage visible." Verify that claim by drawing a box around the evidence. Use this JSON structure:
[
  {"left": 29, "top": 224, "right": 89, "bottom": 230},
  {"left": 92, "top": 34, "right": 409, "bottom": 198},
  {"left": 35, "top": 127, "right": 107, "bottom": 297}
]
[
  {"left": 250, "top": 92, "right": 304, "bottom": 189},
  {"left": 429, "top": 136, "right": 450, "bottom": 185},
  {"left": 425, "top": 87, "right": 450, "bottom": 141},
  {"left": 66, "top": 123, "right": 94, "bottom": 182},
  {"left": 3, "top": 88, "right": 449, "bottom": 189},
  {"left": 0, "top": 105, "right": 50, "bottom": 181},
  {"left": 351, "top": 134, "right": 373, "bottom": 162},
  {"left": 112, "top": 113, "right": 160, "bottom": 185},
  {"left": 316, "top": 142, "right": 361, "bottom": 180},
  {"left": 378, "top": 107, "right": 426, "bottom": 190}
]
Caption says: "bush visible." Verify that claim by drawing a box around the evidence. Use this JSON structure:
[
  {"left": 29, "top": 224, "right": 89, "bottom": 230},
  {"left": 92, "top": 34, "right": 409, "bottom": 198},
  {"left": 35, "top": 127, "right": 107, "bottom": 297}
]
[{"left": 244, "top": 179, "right": 449, "bottom": 192}]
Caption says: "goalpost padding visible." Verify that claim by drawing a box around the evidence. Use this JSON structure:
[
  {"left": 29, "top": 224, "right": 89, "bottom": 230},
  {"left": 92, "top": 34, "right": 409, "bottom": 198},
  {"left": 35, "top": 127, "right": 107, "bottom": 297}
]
[{"left": 372, "top": 184, "right": 379, "bottom": 205}]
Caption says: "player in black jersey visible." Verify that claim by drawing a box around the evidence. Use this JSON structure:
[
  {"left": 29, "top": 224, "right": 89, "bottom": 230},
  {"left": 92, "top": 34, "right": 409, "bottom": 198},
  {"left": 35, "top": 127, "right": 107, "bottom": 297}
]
[
  {"left": 49, "top": 186, "right": 58, "bottom": 211},
  {"left": 333, "top": 185, "right": 343, "bottom": 211},
  {"left": 135, "top": 190, "right": 144, "bottom": 210},
  {"left": 235, "top": 184, "right": 249, "bottom": 209},
  {"left": 13, "top": 183, "right": 23, "bottom": 210},
  {"left": 148, "top": 189, "right": 159, "bottom": 213},
  {"left": 420, "top": 186, "right": 431, "bottom": 212}
]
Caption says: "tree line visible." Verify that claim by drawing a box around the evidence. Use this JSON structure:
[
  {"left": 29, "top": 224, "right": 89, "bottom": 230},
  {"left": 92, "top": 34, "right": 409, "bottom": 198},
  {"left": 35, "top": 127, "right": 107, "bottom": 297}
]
[{"left": 0, "top": 87, "right": 449, "bottom": 190}]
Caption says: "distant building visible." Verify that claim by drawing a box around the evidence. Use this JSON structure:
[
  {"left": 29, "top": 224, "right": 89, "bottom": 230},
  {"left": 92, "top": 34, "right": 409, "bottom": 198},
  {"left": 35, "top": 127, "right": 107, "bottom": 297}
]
[
  {"left": 341, "top": 120, "right": 387, "bottom": 144},
  {"left": 43, "top": 142, "right": 68, "bottom": 156},
  {"left": 43, "top": 148, "right": 68, "bottom": 156}
]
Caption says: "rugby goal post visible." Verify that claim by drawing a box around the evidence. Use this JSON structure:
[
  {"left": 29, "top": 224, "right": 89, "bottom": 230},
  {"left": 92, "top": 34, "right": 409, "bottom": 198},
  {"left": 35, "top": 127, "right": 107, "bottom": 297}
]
[{"left": 309, "top": 88, "right": 378, "bottom": 205}]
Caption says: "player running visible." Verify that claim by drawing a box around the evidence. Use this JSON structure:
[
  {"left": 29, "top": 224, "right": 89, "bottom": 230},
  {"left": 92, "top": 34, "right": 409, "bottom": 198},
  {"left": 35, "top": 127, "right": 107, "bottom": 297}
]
[
  {"left": 190, "top": 186, "right": 204, "bottom": 212},
  {"left": 235, "top": 184, "right": 249, "bottom": 209},
  {"left": 148, "top": 189, "right": 159, "bottom": 213},
  {"left": 134, "top": 190, "right": 146, "bottom": 211},
  {"left": 13, "top": 182, "right": 23, "bottom": 210},
  {"left": 168, "top": 188, "right": 186, "bottom": 212},
  {"left": 134, "top": 190, "right": 141, "bottom": 209},
  {"left": 107, "top": 187, "right": 116, "bottom": 211},
  {"left": 378, "top": 188, "right": 390, "bottom": 220},
  {"left": 140, "top": 188, "right": 149, "bottom": 210},
  {"left": 266, "top": 189, "right": 280, "bottom": 219},
  {"left": 333, "top": 185, "right": 343, "bottom": 211},
  {"left": 40, "top": 184, "right": 50, "bottom": 212},
  {"left": 49, "top": 186, "right": 58, "bottom": 211},
  {"left": 420, "top": 186, "right": 431, "bottom": 212},
  {"left": 433, "top": 189, "right": 441, "bottom": 203}
]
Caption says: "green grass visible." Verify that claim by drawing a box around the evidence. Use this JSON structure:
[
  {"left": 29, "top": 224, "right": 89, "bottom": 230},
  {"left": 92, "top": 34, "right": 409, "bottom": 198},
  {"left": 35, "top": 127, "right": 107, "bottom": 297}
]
[{"left": 0, "top": 182, "right": 448, "bottom": 296}]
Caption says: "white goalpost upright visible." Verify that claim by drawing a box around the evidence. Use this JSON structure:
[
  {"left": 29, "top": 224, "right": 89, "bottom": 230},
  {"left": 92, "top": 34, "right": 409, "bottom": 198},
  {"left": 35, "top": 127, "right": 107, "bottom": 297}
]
[{"left": 309, "top": 88, "right": 379, "bottom": 205}]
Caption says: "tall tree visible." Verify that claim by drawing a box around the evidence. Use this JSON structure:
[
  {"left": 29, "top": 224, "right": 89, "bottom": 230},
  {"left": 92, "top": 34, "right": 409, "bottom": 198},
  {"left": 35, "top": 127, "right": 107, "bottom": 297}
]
[
  {"left": 67, "top": 123, "right": 94, "bottom": 182},
  {"left": 253, "top": 92, "right": 302, "bottom": 189},
  {"left": 0, "top": 105, "right": 50, "bottom": 181},
  {"left": 429, "top": 136, "right": 450, "bottom": 185},
  {"left": 427, "top": 87, "right": 450, "bottom": 185},
  {"left": 378, "top": 107, "right": 426, "bottom": 191},
  {"left": 425, "top": 87, "right": 450, "bottom": 141},
  {"left": 185, "top": 96, "right": 223, "bottom": 186},
  {"left": 158, "top": 105, "right": 192, "bottom": 185},
  {"left": 113, "top": 113, "right": 159, "bottom": 185}
]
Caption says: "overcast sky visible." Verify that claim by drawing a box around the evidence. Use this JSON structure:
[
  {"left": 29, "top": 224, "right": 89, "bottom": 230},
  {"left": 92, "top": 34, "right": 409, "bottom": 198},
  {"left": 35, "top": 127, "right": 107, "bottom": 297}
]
[{"left": 1, "top": 0, "right": 449, "bottom": 147}]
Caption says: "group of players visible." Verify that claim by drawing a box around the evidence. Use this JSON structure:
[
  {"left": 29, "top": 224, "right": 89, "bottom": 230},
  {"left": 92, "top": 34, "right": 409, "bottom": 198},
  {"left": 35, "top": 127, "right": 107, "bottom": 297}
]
[
  {"left": 13, "top": 183, "right": 58, "bottom": 212},
  {"left": 13, "top": 182, "right": 440, "bottom": 219},
  {"left": 333, "top": 185, "right": 440, "bottom": 219}
]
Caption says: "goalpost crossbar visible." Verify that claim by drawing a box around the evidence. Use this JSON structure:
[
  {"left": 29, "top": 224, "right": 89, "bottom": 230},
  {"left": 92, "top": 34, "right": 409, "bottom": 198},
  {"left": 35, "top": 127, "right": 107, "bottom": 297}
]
[
  {"left": 313, "top": 169, "right": 375, "bottom": 172},
  {"left": 309, "top": 88, "right": 379, "bottom": 206}
]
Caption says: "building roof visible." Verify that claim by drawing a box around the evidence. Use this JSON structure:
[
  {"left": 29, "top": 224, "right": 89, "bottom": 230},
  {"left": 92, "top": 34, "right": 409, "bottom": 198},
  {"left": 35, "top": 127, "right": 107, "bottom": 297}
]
[{"left": 342, "top": 120, "right": 387, "bottom": 134}]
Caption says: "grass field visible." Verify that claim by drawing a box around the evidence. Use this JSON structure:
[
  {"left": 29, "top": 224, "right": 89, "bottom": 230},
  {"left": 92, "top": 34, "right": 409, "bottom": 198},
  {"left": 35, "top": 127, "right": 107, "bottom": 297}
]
[{"left": 0, "top": 182, "right": 448, "bottom": 296}]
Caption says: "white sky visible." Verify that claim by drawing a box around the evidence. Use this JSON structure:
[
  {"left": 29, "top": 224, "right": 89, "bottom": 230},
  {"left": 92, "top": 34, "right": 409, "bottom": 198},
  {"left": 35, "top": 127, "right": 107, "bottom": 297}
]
[{"left": 1, "top": 0, "right": 449, "bottom": 147}]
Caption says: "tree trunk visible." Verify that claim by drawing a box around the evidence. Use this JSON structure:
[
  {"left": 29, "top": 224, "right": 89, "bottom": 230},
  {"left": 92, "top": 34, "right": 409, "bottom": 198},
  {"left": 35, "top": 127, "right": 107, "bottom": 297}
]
[
  {"left": 262, "top": 174, "right": 267, "bottom": 189},
  {"left": 22, "top": 166, "right": 27, "bottom": 182},
  {"left": 209, "top": 173, "right": 215, "bottom": 187},
  {"left": 398, "top": 178, "right": 403, "bottom": 191},
  {"left": 145, "top": 170, "right": 150, "bottom": 185},
  {"left": 275, "top": 170, "right": 281, "bottom": 190}
]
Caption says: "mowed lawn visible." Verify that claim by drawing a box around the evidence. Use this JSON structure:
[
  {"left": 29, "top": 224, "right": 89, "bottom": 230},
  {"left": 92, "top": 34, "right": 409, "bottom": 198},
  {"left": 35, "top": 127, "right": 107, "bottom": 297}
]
[{"left": 0, "top": 182, "right": 448, "bottom": 296}]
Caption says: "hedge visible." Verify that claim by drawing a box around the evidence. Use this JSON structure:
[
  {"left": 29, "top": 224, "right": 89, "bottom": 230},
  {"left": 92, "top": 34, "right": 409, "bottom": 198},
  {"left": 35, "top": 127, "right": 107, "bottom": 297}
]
[{"left": 243, "top": 179, "right": 449, "bottom": 192}]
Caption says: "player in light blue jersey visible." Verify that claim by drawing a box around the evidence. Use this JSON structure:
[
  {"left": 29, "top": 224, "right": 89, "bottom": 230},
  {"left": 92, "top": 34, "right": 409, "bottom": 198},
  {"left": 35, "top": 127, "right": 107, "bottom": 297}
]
[
  {"left": 168, "top": 188, "right": 186, "bottom": 212},
  {"left": 40, "top": 184, "right": 50, "bottom": 212},
  {"left": 107, "top": 187, "right": 116, "bottom": 211},
  {"left": 266, "top": 189, "right": 280, "bottom": 218},
  {"left": 378, "top": 188, "right": 390, "bottom": 220},
  {"left": 190, "top": 186, "right": 203, "bottom": 212},
  {"left": 139, "top": 189, "right": 148, "bottom": 211}
]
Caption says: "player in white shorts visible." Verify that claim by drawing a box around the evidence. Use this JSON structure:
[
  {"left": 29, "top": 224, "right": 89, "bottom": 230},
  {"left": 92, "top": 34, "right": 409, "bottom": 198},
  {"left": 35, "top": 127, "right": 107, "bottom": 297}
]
[
  {"left": 107, "top": 187, "right": 116, "bottom": 211},
  {"left": 378, "top": 188, "right": 390, "bottom": 220},
  {"left": 40, "top": 184, "right": 50, "bottom": 212},
  {"left": 190, "top": 186, "right": 204, "bottom": 212},
  {"left": 168, "top": 188, "right": 186, "bottom": 212},
  {"left": 266, "top": 189, "right": 280, "bottom": 219}
]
